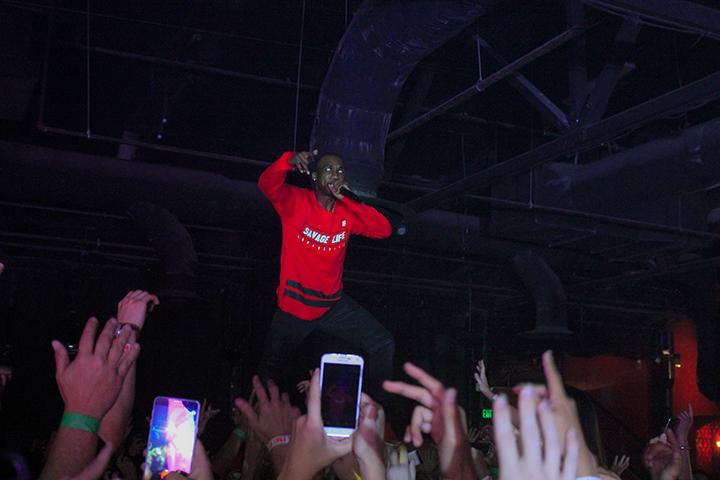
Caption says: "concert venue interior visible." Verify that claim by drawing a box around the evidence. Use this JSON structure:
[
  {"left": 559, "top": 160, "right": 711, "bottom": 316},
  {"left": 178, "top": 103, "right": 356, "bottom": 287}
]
[{"left": 2, "top": 0, "right": 720, "bottom": 477}]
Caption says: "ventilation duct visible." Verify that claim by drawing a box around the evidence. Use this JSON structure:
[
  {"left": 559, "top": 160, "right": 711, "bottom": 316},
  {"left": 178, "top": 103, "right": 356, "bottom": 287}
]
[
  {"left": 534, "top": 117, "right": 720, "bottom": 226},
  {"left": 127, "top": 201, "right": 200, "bottom": 301},
  {"left": 511, "top": 251, "right": 572, "bottom": 338},
  {"left": 310, "top": 0, "right": 490, "bottom": 196}
]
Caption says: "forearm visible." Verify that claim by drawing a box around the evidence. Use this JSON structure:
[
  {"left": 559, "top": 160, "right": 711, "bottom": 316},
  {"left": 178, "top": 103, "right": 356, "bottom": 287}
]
[
  {"left": 357, "top": 457, "right": 386, "bottom": 480},
  {"left": 679, "top": 439, "right": 692, "bottom": 480},
  {"left": 99, "top": 351, "right": 137, "bottom": 447},
  {"left": 344, "top": 200, "right": 391, "bottom": 238},
  {"left": 258, "top": 152, "right": 294, "bottom": 200},
  {"left": 576, "top": 441, "right": 600, "bottom": 478},
  {"left": 39, "top": 423, "right": 98, "bottom": 479},
  {"left": 211, "top": 432, "right": 244, "bottom": 478}
]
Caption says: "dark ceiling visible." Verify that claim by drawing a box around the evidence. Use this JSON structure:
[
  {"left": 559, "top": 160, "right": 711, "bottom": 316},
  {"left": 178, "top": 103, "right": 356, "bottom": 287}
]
[{"left": 2, "top": 0, "right": 720, "bottom": 358}]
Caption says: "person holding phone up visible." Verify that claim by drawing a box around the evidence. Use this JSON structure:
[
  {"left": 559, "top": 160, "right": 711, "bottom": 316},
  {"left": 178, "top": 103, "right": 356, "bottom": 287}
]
[{"left": 257, "top": 150, "right": 395, "bottom": 397}]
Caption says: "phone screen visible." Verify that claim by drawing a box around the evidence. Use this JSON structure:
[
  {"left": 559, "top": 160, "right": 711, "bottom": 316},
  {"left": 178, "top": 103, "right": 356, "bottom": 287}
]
[
  {"left": 321, "top": 362, "right": 362, "bottom": 429},
  {"left": 144, "top": 397, "right": 200, "bottom": 480}
]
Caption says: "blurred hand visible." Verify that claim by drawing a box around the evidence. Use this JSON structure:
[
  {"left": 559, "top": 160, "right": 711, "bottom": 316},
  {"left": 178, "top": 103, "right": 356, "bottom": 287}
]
[
  {"left": 290, "top": 150, "right": 316, "bottom": 175},
  {"left": 474, "top": 360, "right": 494, "bottom": 400},
  {"left": 296, "top": 380, "right": 310, "bottom": 395},
  {"left": 352, "top": 393, "right": 386, "bottom": 480},
  {"left": 468, "top": 426, "right": 481, "bottom": 443},
  {"left": 494, "top": 386, "right": 578, "bottom": 480},
  {"left": 278, "top": 369, "right": 352, "bottom": 480},
  {"left": 674, "top": 404, "right": 693, "bottom": 441},
  {"left": 115, "top": 454, "right": 138, "bottom": 480},
  {"left": 387, "top": 443, "right": 414, "bottom": 480},
  {"left": 163, "top": 440, "right": 213, "bottom": 480},
  {"left": 234, "top": 376, "right": 299, "bottom": 444},
  {"left": 610, "top": 454, "right": 630, "bottom": 476},
  {"left": 52, "top": 317, "right": 140, "bottom": 419},
  {"left": 660, "top": 429, "right": 683, "bottom": 480},
  {"left": 117, "top": 290, "right": 159, "bottom": 331},
  {"left": 384, "top": 362, "right": 476, "bottom": 480},
  {"left": 197, "top": 398, "right": 220, "bottom": 437},
  {"left": 0, "top": 365, "right": 12, "bottom": 393}
]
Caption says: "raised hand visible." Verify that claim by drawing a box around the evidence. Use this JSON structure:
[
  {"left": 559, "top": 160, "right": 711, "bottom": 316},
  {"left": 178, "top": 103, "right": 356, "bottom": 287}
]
[
  {"left": 610, "top": 454, "right": 630, "bottom": 476},
  {"left": 352, "top": 393, "right": 386, "bottom": 480},
  {"left": 660, "top": 429, "right": 683, "bottom": 480},
  {"left": 117, "top": 290, "right": 159, "bottom": 332},
  {"left": 234, "top": 376, "right": 299, "bottom": 444},
  {"left": 52, "top": 317, "right": 140, "bottom": 419},
  {"left": 538, "top": 351, "right": 597, "bottom": 477},
  {"left": 675, "top": 404, "right": 693, "bottom": 441},
  {"left": 494, "top": 386, "right": 578, "bottom": 480},
  {"left": 474, "top": 360, "right": 494, "bottom": 400},
  {"left": 383, "top": 362, "right": 476, "bottom": 480},
  {"left": 290, "top": 150, "right": 316, "bottom": 175},
  {"left": 468, "top": 426, "right": 481, "bottom": 444},
  {"left": 278, "top": 369, "right": 353, "bottom": 480},
  {"left": 197, "top": 398, "right": 221, "bottom": 437}
]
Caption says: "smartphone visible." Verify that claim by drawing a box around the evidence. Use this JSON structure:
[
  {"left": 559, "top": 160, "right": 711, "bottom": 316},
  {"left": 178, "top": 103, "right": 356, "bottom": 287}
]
[
  {"left": 143, "top": 397, "right": 201, "bottom": 480},
  {"left": 320, "top": 353, "right": 364, "bottom": 437}
]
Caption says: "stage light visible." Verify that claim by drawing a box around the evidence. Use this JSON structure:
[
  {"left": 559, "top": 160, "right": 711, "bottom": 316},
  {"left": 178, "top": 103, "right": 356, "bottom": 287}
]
[{"left": 715, "top": 440, "right": 720, "bottom": 449}]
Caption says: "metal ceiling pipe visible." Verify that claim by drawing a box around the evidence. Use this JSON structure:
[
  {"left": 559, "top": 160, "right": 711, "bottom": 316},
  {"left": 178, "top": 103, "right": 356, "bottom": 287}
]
[
  {"left": 535, "top": 117, "right": 720, "bottom": 224},
  {"left": 510, "top": 251, "right": 572, "bottom": 337},
  {"left": 310, "top": 0, "right": 490, "bottom": 196}
]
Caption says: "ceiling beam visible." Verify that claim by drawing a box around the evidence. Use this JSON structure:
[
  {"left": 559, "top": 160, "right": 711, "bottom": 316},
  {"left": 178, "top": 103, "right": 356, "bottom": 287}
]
[
  {"left": 579, "top": 17, "right": 642, "bottom": 125},
  {"left": 387, "top": 25, "right": 586, "bottom": 141},
  {"left": 583, "top": 0, "right": 720, "bottom": 41},
  {"left": 404, "top": 69, "right": 720, "bottom": 212},
  {"left": 476, "top": 36, "right": 570, "bottom": 131},
  {"left": 566, "top": 0, "right": 589, "bottom": 124}
]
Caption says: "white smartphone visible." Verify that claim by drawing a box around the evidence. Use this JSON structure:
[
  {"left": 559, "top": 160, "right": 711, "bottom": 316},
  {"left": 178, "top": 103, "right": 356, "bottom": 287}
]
[{"left": 319, "top": 353, "right": 364, "bottom": 437}]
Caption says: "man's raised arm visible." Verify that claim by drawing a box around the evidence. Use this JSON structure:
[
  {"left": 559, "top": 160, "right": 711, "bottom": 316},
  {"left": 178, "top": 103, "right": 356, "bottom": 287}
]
[{"left": 258, "top": 151, "right": 312, "bottom": 216}]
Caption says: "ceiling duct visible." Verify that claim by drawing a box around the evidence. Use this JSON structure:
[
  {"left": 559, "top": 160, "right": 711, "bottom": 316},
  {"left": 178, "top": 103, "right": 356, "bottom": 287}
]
[
  {"left": 511, "top": 251, "right": 572, "bottom": 338},
  {"left": 127, "top": 201, "right": 201, "bottom": 301},
  {"left": 534, "top": 117, "right": 720, "bottom": 227},
  {"left": 310, "top": 0, "right": 490, "bottom": 197}
]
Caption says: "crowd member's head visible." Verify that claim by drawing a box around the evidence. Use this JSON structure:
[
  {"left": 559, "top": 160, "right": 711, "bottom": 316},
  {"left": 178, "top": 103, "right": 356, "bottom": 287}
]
[{"left": 566, "top": 385, "right": 606, "bottom": 467}]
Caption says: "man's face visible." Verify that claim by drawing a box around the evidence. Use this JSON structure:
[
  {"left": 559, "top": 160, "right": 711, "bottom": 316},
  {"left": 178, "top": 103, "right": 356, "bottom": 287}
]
[{"left": 313, "top": 155, "right": 345, "bottom": 196}]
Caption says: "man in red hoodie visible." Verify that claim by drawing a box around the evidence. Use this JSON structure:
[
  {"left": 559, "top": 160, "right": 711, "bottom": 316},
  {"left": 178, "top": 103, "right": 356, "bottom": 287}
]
[{"left": 257, "top": 150, "right": 394, "bottom": 393}]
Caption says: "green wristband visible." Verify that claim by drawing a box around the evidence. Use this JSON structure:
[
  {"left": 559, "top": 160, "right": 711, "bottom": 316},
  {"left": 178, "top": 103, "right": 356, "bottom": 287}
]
[
  {"left": 232, "top": 428, "right": 247, "bottom": 440},
  {"left": 60, "top": 412, "right": 100, "bottom": 433}
]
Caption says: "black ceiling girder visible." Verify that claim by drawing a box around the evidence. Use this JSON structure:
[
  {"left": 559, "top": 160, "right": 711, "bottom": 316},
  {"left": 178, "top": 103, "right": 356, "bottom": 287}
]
[
  {"left": 579, "top": 17, "right": 642, "bottom": 125},
  {"left": 583, "top": 0, "right": 720, "bottom": 41},
  {"left": 566, "top": 0, "right": 589, "bottom": 123},
  {"left": 386, "top": 25, "right": 586, "bottom": 141},
  {"left": 404, "top": 69, "right": 720, "bottom": 212},
  {"left": 476, "top": 36, "right": 570, "bottom": 132}
]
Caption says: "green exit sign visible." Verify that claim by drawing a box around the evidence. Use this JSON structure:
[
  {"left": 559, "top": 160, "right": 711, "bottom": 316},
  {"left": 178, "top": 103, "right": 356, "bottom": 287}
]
[{"left": 482, "top": 408, "right": 493, "bottom": 419}]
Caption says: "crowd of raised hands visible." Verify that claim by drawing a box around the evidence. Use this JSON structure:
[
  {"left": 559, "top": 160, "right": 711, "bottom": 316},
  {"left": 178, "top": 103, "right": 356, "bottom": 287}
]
[{"left": 0, "top": 287, "right": 700, "bottom": 480}]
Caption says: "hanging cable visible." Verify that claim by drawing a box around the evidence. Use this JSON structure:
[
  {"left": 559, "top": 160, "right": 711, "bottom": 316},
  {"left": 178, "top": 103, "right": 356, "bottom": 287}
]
[
  {"left": 85, "top": 0, "right": 91, "bottom": 137},
  {"left": 292, "top": 0, "right": 306, "bottom": 151}
]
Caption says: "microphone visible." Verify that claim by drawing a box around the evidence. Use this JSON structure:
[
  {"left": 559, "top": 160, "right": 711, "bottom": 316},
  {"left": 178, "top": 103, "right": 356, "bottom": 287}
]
[{"left": 340, "top": 186, "right": 361, "bottom": 203}]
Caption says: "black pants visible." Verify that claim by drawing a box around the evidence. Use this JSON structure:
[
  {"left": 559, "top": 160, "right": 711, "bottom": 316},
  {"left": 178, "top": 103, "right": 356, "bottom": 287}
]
[{"left": 258, "top": 294, "right": 395, "bottom": 400}]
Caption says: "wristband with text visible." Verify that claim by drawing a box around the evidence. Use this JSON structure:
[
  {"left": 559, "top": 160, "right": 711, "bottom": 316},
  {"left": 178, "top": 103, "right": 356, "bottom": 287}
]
[
  {"left": 233, "top": 428, "right": 247, "bottom": 440},
  {"left": 266, "top": 434, "right": 290, "bottom": 451},
  {"left": 60, "top": 412, "right": 100, "bottom": 433}
]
